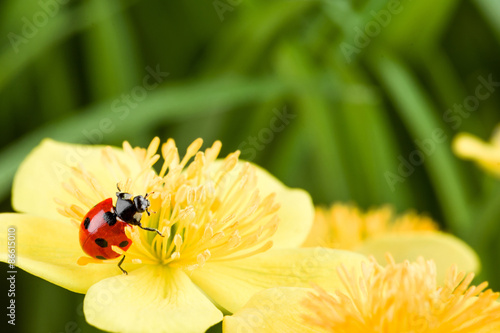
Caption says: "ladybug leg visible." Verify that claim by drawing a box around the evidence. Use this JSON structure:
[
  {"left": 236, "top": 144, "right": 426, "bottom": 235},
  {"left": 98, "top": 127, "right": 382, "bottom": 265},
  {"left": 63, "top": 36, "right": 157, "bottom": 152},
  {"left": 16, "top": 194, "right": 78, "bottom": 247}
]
[
  {"left": 118, "top": 255, "right": 128, "bottom": 275},
  {"left": 145, "top": 207, "right": 157, "bottom": 216},
  {"left": 137, "top": 222, "right": 164, "bottom": 237}
]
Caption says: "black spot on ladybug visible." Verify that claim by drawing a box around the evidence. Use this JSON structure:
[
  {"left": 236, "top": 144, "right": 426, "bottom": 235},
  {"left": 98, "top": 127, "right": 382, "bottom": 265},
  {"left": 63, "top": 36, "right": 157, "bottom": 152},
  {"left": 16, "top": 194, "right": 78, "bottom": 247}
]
[
  {"left": 119, "top": 240, "right": 129, "bottom": 248},
  {"left": 104, "top": 212, "right": 117, "bottom": 226},
  {"left": 83, "top": 217, "right": 90, "bottom": 229},
  {"left": 95, "top": 238, "right": 108, "bottom": 248},
  {"left": 96, "top": 255, "right": 106, "bottom": 260}
]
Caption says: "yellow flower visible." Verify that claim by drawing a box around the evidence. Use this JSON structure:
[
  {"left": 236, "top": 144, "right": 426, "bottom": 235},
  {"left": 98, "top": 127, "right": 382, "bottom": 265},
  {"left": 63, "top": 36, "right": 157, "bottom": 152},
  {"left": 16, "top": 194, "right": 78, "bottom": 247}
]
[
  {"left": 224, "top": 256, "right": 500, "bottom": 333},
  {"left": 303, "top": 204, "right": 479, "bottom": 280},
  {"left": 0, "top": 138, "right": 366, "bottom": 333},
  {"left": 453, "top": 127, "right": 500, "bottom": 176}
]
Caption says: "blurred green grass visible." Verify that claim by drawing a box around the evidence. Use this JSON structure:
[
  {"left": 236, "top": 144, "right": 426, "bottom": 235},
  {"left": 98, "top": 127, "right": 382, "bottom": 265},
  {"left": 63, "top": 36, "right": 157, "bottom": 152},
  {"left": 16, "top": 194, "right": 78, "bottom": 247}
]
[{"left": 1, "top": 0, "right": 500, "bottom": 332}]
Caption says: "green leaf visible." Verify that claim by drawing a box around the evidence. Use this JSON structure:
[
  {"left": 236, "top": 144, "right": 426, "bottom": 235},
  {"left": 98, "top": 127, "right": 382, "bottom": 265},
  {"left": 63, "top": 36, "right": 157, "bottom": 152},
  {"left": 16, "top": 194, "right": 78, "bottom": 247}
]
[{"left": 0, "top": 76, "right": 286, "bottom": 202}]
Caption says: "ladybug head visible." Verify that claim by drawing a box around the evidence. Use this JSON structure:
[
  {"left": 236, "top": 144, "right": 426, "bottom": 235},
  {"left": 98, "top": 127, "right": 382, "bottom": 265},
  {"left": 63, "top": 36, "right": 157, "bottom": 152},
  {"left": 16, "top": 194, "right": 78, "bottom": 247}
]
[{"left": 133, "top": 195, "right": 151, "bottom": 215}]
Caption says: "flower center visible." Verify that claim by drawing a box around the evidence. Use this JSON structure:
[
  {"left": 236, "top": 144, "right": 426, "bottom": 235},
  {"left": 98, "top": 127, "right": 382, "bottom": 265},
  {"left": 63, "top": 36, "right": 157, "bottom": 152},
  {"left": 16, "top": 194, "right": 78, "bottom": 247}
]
[{"left": 56, "top": 138, "right": 280, "bottom": 271}]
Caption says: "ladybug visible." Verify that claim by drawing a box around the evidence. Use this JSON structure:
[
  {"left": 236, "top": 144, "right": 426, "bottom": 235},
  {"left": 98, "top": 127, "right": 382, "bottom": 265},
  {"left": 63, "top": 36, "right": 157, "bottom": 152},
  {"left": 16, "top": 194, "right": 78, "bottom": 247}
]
[{"left": 79, "top": 185, "right": 163, "bottom": 274}]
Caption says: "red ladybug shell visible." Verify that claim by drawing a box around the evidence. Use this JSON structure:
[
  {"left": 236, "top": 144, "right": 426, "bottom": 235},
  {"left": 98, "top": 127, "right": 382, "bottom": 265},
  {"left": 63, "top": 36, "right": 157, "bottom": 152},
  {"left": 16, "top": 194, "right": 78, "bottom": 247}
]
[{"left": 79, "top": 198, "right": 132, "bottom": 260}]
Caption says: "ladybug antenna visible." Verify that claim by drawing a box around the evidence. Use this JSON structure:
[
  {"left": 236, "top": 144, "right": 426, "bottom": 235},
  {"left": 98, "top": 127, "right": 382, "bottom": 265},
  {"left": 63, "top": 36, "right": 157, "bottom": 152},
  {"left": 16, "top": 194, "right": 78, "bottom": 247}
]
[
  {"left": 144, "top": 191, "right": 155, "bottom": 199},
  {"left": 116, "top": 183, "right": 122, "bottom": 192}
]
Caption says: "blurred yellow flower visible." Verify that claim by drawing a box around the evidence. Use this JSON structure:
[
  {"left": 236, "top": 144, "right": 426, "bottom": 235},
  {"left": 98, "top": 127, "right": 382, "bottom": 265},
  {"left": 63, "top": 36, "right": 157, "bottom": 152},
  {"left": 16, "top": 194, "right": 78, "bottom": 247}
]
[
  {"left": 303, "top": 204, "right": 438, "bottom": 249},
  {"left": 304, "top": 256, "right": 500, "bottom": 333},
  {"left": 453, "top": 126, "right": 500, "bottom": 176},
  {"left": 224, "top": 256, "right": 500, "bottom": 333},
  {"left": 0, "top": 138, "right": 366, "bottom": 333},
  {"left": 303, "top": 204, "right": 479, "bottom": 280}
]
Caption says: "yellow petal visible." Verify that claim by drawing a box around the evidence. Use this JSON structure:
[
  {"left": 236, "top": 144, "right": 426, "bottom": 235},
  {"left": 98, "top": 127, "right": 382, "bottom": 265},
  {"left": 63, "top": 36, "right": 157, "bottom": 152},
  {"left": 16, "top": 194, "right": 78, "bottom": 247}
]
[
  {"left": 12, "top": 139, "right": 141, "bottom": 222},
  {"left": 0, "top": 213, "right": 121, "bottom": 293},
  {"left": 245, "top": 162, "right": 314, "bottom": 248},
  {"left": 84, "top": 265, "right": 223, "bottom": 333},
  {"left": 189, "top": 247, "right": 366, "bottom": 313},
  {"left": 355, "top": 232, "right": 480, "bottom": 281},
  {"left": 223, "top": 287, "right": 319, "bottom": 333},
  {"left": 452, "top": 133, "right": 500, "bottom": 175}
]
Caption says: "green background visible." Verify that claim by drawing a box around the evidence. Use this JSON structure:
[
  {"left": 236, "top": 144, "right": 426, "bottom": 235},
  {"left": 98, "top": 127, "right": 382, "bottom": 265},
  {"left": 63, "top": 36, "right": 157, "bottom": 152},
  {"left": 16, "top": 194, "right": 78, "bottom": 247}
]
[{"left": 1, "top": 0, "right": 500, "bottom": 332}]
